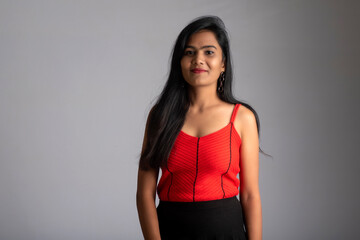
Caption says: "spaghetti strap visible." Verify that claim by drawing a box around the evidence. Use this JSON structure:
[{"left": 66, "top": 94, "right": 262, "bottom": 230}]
[{"left": 230, "top": 103, "right": 241, "bottom": 123}]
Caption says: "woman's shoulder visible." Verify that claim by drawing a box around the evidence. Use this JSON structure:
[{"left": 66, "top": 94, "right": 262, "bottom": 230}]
[
  {"left": 237, "top": 104, "right": 256, "bottom": 122},
  {"left": 234, "top": 104, "right": 257, "bottom": 140}
]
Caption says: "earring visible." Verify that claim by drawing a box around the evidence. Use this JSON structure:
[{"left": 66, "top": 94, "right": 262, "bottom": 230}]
[{"left": 217, "top": 71, "right": 225, "bottom": 93}]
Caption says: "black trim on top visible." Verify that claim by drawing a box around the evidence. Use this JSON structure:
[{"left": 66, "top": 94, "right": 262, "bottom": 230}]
[
  {"left": 193, "top": 137, "right": 200, "bottom": 202},
  {"left": 221, "top": 122, "right": 233, "bottom": 198},
  {"left": 166, "top": 164, "right": 173, "bottom": 201}
]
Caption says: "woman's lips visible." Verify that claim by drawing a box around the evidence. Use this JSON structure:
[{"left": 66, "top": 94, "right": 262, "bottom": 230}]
[{"left": 191, "top": 69, "right": 207, "bottom": 73}]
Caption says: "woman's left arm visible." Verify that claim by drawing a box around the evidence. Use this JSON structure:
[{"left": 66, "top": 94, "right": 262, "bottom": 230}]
[{"left": 238, "top": 108, "right": 262, "bottom": 240}]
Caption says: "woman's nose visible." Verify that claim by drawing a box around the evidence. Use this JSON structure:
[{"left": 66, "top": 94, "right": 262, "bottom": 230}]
[{"left": 191, "top": 52, "right": 204, "bottom": 65}]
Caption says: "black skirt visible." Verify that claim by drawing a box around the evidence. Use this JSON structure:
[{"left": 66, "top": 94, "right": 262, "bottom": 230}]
[{"left": 156, "top": 196, "right": 248, "bottom": 240}]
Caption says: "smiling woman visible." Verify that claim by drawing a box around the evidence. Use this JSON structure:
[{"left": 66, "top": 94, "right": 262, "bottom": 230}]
[
  {"left": 181, "top": 30, "right": 225, "bottom": 89},
  {"left": 136, "top": 15, "right": 264, "bottom": 240}
]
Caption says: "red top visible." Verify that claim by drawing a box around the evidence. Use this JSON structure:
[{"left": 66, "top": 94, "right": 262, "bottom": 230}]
[{"left": 157, "top": 103, "right": 242, "bottom": 202}]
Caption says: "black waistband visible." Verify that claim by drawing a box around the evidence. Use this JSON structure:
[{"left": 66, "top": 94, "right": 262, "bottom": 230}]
[{"left": 158, "top": 196, "right": 239, "bottom": 210}]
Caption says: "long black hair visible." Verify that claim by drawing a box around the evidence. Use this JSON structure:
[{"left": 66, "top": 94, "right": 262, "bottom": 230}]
[{"left": 139, "top": 15, "right": 269, "bottom": 171}]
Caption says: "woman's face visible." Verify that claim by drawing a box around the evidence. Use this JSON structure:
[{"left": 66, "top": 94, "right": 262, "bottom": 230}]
[{"left": 180, "top": 30, "right": 225, "bottom": 89}]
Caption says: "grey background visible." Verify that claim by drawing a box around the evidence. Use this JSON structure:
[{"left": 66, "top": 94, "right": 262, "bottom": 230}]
[{"left": 1, "top": 0, "right": 359, "bottom": 239}]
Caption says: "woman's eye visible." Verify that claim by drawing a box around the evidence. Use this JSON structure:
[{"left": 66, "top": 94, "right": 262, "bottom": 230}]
[
  {"left": 184, "top": 50, "right": 194, "bottom": 55},
  {"left": 205, "top": 50, "right": 214, "bottom": 55}
]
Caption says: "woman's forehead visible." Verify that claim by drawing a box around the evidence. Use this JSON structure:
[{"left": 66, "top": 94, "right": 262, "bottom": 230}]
[{"left": 186, "top": 30, "right": 220, "bottom": 47}]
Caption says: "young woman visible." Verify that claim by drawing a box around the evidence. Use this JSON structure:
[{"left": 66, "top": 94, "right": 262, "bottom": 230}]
[{"left": 136, "top": 16, "right": 263, "bottom": 240}]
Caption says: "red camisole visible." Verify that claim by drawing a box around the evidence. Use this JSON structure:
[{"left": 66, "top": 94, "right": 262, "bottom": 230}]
[{"left": 157, "top": 103, "right": 242, "bottom": 202}]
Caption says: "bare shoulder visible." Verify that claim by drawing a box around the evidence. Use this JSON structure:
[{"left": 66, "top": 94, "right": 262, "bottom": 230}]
[{"left": 233, "top": 104, "right": 257, "bottom": 140}]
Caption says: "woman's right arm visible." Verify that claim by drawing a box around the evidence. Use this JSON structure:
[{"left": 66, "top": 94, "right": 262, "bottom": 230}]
[
  {"left": 136, "top": 167, "right": 161, "bottom": 240},
  {"left": 136, "top": 108, "right": 162, "bottom": 240}
]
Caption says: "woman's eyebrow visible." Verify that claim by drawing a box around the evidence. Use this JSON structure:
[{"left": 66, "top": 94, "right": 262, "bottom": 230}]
[{"left": 185, "top": 45, "right": 217, "bottom": 50}]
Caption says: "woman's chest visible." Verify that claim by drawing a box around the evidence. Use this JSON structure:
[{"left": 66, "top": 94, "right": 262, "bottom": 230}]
[{"left": 166, "top": 128, "right": 241, "bottom": 174}]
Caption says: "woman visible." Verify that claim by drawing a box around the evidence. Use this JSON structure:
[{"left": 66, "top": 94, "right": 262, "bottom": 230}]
[{"left": 136, "top": 16, "right": 263, "bottom": 240}]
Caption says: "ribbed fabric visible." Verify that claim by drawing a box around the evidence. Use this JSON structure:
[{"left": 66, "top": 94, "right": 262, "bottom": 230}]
[{"left": 157, "top": 103, "right": 242, "bottom": 202}]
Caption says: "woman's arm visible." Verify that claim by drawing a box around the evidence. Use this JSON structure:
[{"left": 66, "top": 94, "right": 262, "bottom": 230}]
[
  {"left": 239, "top": 107, "right": 262, "bottom": 240},
  {"left": 136, "top": 167, "right": 161, "bottom": 240},
  {"left": 136, "top": 108, "right": 162, "bottom": 240}
]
